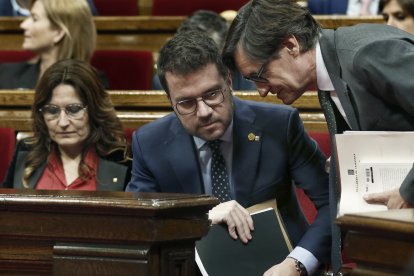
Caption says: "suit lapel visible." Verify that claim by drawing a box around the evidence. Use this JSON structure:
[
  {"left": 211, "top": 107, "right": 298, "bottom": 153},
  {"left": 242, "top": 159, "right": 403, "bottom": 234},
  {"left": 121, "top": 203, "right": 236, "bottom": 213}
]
[
  {"left": 166, "top": 119, "right": 204, "bottom": 194},
  {"left": 96, "top": 158, "right": 125, "bottom": 191},
  {"left": 320, "top": 30, "right": 361, "bottom": 131},
  {"left": 231, "top": 98, "right": 262, "bottom": 207},
  {"left": 14, "top": 151, "right": 46, "bottom": 189}
]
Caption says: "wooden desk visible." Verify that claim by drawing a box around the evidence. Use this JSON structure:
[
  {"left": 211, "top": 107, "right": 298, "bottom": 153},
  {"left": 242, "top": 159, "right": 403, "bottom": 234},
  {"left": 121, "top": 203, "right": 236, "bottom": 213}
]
[
  {"left": 0, "top": 16, "right": 384, "bottom": 52},
  {"left": 337, "top": 209, "right": 414, "bottom": 276},
  {"left": 0, "top": 189, "right": 218, "bottom": 275}
]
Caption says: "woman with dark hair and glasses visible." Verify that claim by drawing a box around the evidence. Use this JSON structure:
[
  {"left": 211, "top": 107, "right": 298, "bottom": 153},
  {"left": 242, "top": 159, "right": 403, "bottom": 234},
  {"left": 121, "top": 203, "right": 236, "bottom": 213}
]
[
  {"left": 3, "top": 59, "right": 131, "bottom": 190},
  {"left": 380, "top": 0, "right": 414, "bottom": 34}
]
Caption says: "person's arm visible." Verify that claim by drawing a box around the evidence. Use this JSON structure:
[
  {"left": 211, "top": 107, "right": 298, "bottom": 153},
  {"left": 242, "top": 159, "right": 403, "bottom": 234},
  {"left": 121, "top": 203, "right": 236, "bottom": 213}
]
[
  {"left": 263, "top": 109, "right": 330, "bottom": 275},
  {"left": 354, "top": 38, "right": 414, "bottom": 206},
  {"left": 125, "top": 130, "right": 160, "bottom": 192},
  {"left": 280, "top": 110, "right": 330, "bottom": 274}
]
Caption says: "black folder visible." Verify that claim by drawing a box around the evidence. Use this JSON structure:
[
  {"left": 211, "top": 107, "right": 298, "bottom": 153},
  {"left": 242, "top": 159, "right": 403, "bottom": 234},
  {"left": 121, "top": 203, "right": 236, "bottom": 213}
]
[{"left": 196, "top": 206, "right": 291, "bottom": 276}]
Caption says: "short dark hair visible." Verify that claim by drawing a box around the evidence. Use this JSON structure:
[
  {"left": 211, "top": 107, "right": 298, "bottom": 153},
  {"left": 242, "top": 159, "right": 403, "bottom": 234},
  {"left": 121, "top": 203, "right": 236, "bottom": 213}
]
[
  {"left": 178, "top": 10, "right": 228, "bottom": 50},
  {"left": 379, "top": 0, "right": 414, "bottom": 17},
  {"left": 223, "top": 0, "right": 321, "bottom": 70},
  {"left": 157, "top": 31, "right": 229, "bottom": 94}
]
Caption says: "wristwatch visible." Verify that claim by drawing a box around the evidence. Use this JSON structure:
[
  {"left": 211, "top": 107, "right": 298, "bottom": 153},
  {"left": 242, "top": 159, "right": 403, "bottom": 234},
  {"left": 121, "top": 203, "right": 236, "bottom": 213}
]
[{"left": 289, "top": 257, "right": 308, "bottom": 276}]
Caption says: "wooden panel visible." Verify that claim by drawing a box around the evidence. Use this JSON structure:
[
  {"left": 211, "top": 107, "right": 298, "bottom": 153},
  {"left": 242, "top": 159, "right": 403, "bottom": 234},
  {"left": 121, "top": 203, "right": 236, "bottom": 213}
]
[
  {"left": 337, "top": 209, "right": 414, "bottom": 275},
  {"left": 0, "top": 189, "right": 218, "bottom": 275},
  {"left": 0, "top": 90, "right": 321, "bottom": 109},
  {"left": 0, "top": 16, "right": 384, "bottom": 52},
  {"left": 0, "top": 90, "right": 327, "bottom": 132}
]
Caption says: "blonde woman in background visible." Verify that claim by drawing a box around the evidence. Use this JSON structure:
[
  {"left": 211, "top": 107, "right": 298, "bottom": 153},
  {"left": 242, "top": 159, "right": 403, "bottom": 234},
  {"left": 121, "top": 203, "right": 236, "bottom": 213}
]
[{"left": 0, "top": 0, "right": 107, "bottom": 88}]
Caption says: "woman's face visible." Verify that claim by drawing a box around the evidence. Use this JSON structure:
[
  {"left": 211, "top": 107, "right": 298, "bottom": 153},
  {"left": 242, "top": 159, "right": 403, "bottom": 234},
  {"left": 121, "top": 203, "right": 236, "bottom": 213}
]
[
  {"left": 42, "top": 84, "right": 90, "bottom": 154},
  {"left": 382, "top": 0, "right": 414, "bottom": 35},
  {"left": 20, "top": 0, "right": 63, "bottom": 53}
]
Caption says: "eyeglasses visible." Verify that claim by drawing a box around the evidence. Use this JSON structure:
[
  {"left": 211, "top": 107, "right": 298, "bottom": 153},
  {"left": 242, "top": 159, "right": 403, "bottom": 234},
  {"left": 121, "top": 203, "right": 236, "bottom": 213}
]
[
  {"left": 39, "top": 104, "right": 88, "bottom": 120},
  {"left": 175, "top": 88, "right": 225, "bottom": 115},
  {"left": 243, "top": 56, "right": 273, "bottom": 83}
]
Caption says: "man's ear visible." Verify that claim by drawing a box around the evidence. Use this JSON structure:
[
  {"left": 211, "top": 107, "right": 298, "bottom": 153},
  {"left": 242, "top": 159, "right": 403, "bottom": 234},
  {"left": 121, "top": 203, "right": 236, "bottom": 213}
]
[
  {"left": 282, "top": 35, "right": 299, "bottom": 56},
  {"left": 226, "top": 71, "right": 233, "bottom": 91}
]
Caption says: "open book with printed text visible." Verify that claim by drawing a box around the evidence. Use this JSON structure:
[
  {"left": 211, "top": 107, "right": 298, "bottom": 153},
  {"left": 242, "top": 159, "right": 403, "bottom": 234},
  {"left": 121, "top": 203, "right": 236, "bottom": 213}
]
[{"left": 335, "top": 131, "right": 414, "bottom": 216}]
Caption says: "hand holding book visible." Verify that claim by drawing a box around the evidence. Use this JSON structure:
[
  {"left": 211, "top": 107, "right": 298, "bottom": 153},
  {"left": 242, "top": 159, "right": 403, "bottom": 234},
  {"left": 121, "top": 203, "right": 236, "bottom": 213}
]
[
  {"left": 363, "top": 187, "right": 414, "bottom": 209},
  {"left": 335, "top": 131, "right": 414, "bottom": 215},
  {"left": 196, "top": 199, "right": 292, "bottom": 276},
  {"left": 208, "top": 200, "right": 254, "bottom": 244}
]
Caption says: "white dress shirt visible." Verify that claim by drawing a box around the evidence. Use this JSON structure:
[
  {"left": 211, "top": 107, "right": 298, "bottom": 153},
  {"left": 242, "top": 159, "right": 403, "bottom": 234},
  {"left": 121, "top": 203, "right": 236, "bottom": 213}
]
[{"left": 316, "top": 42, "right": 351, "bottom": 128}]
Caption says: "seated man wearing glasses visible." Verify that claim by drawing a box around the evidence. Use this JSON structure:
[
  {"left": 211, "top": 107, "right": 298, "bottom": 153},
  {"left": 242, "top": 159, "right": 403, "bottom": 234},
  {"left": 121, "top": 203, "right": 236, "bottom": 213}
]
[
  {"left": 3, "top": 59, "right": 131, "bottom": 190},
  {"left": 126, "top": 31, "right": 331, "bottom": 275}
]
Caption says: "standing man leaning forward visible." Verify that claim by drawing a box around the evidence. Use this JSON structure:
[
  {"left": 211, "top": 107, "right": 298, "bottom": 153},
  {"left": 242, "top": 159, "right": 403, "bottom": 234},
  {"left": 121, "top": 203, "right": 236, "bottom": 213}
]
[
  {"left": 126, "top": 31, "right": 331, "bottom": 276},
  {"left": 222, "top": 0, "right": 414, "bottom": 274}
]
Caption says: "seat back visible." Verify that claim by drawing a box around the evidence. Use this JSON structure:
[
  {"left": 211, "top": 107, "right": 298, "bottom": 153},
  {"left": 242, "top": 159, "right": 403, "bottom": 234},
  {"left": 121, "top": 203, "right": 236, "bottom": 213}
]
[
  {"left": 151, "top": 0, "right": 249, "bottom": 15},
  {"left": 91, "top": 50, "right": 153, "bottom": 90},
  {"left": 93, "top": 0, "right": 138, "bottom": 15},
  {"left": 124, "top": 128, "right": 135, "bottom": 144},
  {"left": 295, "top": 131, "right": 331, "bottom": 224},
  {"left": 309, "top": 131, "right": 331, "bottom": 157},
  {"left": 0, "top": 50, "right": 34, "bottom": 63},
  {"left": 0, "top": 128, "right": 16, "bottom": 184}
]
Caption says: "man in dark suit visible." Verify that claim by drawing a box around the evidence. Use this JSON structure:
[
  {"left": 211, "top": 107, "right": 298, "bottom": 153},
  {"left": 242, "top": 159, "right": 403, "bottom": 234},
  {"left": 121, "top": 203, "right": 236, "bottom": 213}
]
[
  {"left": 222, "top": 0, "right": 414, "bottom": 274},
  {"left": 308, "top": 0, "right": 348, "bottom": 14},
  {"left": 126, "top": 31, "right": 331, "bottom": 275}
]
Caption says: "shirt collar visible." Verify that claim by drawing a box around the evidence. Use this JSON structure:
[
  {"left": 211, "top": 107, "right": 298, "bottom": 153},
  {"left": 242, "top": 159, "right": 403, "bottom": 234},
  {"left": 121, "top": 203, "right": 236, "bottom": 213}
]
[
  {"left": 194, "top": 119, "right": 233, "bottom": 150},
  {"left": 316, "top": 42, "right": 335, "bottom": 91}
]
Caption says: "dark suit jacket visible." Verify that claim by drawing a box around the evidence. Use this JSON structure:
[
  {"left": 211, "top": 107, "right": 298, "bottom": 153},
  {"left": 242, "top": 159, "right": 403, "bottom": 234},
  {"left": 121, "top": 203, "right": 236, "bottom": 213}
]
[
  {"left": 308, "top": 0, "right": 348, "bottom": 14},
  {"left": 319, "top": 24, "right": 414, "bottom": 202},
  {"left": 126, "top": 97, "right": 331, "bottom": 264},
  {"left": 3, "top": 139, "right": 131, "bottom": 191},
  {"left": 0, "top": 61, "right": 109, "bottom": 89}
]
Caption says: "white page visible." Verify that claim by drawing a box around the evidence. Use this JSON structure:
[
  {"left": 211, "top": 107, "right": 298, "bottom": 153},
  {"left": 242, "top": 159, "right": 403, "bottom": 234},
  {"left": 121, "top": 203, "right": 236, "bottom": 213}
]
[{"left": 335, "top": 132, "right": 414, "bottom": 216}]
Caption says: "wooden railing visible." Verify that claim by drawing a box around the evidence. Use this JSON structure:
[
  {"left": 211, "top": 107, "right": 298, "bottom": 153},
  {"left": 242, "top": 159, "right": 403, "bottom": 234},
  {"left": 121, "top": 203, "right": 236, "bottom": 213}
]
[
  {"left": 0, "top": 189, "right": 218, "bottom": 275},
  {"left": 0, "top": 16, "right": 384, "bottom": 52},
  {"left": 0, "top": 90, "right": 327, "bottom": 133}
]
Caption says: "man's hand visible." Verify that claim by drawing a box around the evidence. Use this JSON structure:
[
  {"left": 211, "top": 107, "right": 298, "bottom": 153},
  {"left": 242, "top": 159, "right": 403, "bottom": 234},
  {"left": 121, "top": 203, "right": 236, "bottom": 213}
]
[
  {"left": 208, "top": 200, "right": 254, "bottom": 243},
  {"left": 363, "top": 188, "right": 413, "bottom": 209},
  {"left": 263, "top": 258, "right": 300, "bottom": 276}
]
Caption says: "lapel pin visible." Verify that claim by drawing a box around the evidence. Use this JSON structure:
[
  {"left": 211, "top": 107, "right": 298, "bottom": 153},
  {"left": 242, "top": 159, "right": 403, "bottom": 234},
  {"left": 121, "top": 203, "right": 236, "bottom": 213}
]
[{"left": 248, "top": 133, "right": 260, "bottom": 142}]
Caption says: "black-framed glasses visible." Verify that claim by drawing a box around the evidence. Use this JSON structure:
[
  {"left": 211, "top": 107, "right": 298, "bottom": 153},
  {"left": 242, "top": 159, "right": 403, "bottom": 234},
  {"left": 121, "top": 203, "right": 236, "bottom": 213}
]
[
  {"left": 39, "top": 104, "right": 88, "bottom": 120},
  {"left": 243, "top": 56, "right": 273, "bottom": 83},
  {"left": 175, "top": 88, "right": 225, "bottom": 115}
]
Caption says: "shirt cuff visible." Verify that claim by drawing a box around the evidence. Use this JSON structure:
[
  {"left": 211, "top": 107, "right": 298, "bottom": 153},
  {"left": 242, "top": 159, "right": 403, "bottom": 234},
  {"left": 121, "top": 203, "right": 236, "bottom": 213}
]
[{"left": 288, "top": 246, "right": 319, "bottom": 275}]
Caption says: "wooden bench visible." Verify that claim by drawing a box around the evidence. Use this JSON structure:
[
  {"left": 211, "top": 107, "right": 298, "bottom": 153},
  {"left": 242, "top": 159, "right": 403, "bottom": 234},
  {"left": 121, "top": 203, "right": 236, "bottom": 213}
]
[
  {"left": 0, "top": 90, "right": 327, "bottom": 133},
  {"left": 0, "top": 16, "right": 384, "bottom": 53}
]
